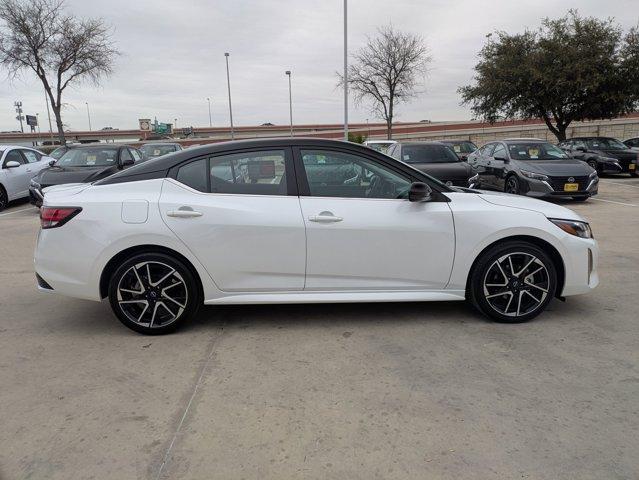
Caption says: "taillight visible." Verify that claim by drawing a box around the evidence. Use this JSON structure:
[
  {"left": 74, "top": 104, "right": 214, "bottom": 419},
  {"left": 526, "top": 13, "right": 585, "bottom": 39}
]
[{"left": 40, "top": 207, "right": 82, "bottom": 229}]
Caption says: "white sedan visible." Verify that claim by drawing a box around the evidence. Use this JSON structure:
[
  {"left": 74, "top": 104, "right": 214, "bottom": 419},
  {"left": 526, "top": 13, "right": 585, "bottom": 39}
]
[
  {"left": 34, "top": 138, "right": 598, "bottom": 334},
  {"left": 0, "top": 145, "right": 52, "bottom": 211}
]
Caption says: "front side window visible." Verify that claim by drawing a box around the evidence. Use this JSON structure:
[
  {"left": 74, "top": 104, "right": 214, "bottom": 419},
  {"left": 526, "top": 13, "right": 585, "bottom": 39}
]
[
  {"left": 57, "top": 148, "right": 119, "bottom": 167},
  {"left": 130, "top": 149, "right": 142, "bottom": 162},
  {"left": 300, "top": 149, "right": 411, "bottom": 199},
  {"left": 507, "top": 143, "right": 568, "bottom": 160},
  {"left": 492, "top": 144, "right": 507, "bottom": 159},
  {"left": 210, "top": 150, "right": 287, "bottom": 195},
  {"left": 479, "top": 143, "right": 495, "bottom": 156},
  {"left": 401, "top": 144, "right": 460, "bottom": 164},
  {"left": 3, "top": 150, "right": 25, "bottom": 167},
  {"left": 21, "top": 150, "right": 41, "bottom": 163}
]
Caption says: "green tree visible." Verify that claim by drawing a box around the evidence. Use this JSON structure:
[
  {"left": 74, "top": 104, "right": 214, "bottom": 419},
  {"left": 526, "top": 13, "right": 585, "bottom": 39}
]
[{"left": 459, "top": 11, "right": 639, "bottom": 141}]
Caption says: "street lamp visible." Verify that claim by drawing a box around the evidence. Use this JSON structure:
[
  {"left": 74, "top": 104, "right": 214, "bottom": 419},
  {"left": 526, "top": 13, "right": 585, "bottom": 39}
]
[
  {"left": 85, "top": 102, "right": 92, "bottom": 131},
  {"left": 224, "top": 52, "right": 235, "bottom": 140},
  {"left": 343, "top": 0, "right": 348, "bottom": 140},
  {"left": 285, "top": 70, "right": 293, "bottom": 136},
  {"left": 206, "top": 97, "right": 212, "bottom": 127}
]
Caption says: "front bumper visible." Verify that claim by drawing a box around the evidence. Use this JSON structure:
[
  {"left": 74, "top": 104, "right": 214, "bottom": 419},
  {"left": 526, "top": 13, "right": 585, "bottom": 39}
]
[{"left": 522, "top": 175, "right": 598, "bottom": 199}]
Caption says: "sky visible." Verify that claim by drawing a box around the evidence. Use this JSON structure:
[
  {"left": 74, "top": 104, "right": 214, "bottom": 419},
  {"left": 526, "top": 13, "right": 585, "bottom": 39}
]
[{"left": 1, "top": 0, "right": 637, "bottom": 131}]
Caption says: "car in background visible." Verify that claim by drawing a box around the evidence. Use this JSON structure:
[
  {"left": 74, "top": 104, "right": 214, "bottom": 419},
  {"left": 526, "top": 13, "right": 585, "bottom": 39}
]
[
  {"left": 34, "top": 138, "right": 598, "bottom": 334},
  {"left": 29, "top": 144, "right": 144, "bottom": 206},
  {"left": 559, "top": 137, "right": 637, "bottom": 177},
  {"left": 623, "top": 137, "right": 639, "bottom": 151},
  {"left": 467, "top": 139, "right": 597, "bottom": 201},
  {"left": 438, "top": 140, "right": 478, "bottom": 161},
  {"left": 387, "top": 141, "right": 478, "bottom": 187},
  {"left": 140, "top": 142, "right": 183, "bottom": 159},
  {"left": 363, "top": 140, "right": 397, "bottom": 154},
  {"left": 0, "top": 146, "right": 52, "bottom": 211}
]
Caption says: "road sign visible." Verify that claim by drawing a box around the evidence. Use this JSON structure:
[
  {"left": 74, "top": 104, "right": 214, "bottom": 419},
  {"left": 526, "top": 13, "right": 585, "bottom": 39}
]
[{"left": 26, "top": 115, "right": 38, "bottom": 127}]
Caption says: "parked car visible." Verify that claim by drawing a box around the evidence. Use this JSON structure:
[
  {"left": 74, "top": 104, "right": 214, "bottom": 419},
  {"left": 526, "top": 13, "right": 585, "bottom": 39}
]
[
  {"left": 467, "top": 139, "right": 598, "bottom": 201},
  {"left": 140, "top": 142, "right": 183, "bottom": 159},
  {"left": 0, "top": 146, "right": 53, "bottom": 211},
  {"left": 622, "top": 137, "right": 639, "bottom": 151},
  {"left": 29, "top": 144, "right": 144, "bottom": 206},
  {"left": 558, "top": 137, "right": 637, "bottom": 177},
  {"left": 387, "top": 141, "right": 478, "bottom": 187},
  {"left": 34, "top": 138, "right": 598, "bottom": 334},
  {"left": 363, "top": 140, "right": 397, "bottom": 154},
  {"left": 437, "top": 140, "right": 478, "bottom": 161}
]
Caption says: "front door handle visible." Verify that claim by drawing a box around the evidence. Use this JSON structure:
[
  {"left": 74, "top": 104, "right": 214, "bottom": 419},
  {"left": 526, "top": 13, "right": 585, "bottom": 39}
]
[
  {"left": 167, "top": 209, "right": 203, "bottom": 218},
  {"left": 309, "top": 211, "right": 343, "bottom": 223}
]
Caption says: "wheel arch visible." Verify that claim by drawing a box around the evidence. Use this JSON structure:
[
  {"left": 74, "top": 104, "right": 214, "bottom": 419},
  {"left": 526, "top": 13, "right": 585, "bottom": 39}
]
[
  {"left": 465, "top": 235, "right": 565, "bottom": 299},
  {"left": 99, "top": 244, "right": 204, "bottom": 300}
]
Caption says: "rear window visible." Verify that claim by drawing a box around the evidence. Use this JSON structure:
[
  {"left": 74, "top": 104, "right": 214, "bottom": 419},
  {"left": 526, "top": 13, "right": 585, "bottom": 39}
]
[
  {"left": 401, "top": 145, "right": 460, "bottom": 164},
  {"left": 141, "top": 144, "right": 178, "bottom": 158}
]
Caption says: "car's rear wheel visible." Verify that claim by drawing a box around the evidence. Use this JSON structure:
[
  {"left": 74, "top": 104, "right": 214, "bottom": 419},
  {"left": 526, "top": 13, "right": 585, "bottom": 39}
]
[
  {"left": 108, "top": 253, "right": 200, "bottom": 334},
  {"left": 504, "top": 175, "right": 520, "bottom": 195},
  {"left": 469, "top": 241, "right": 557, "bottom": 323},
  {"left": 0, "top": 186, "right": 7, "bottom": 212}
]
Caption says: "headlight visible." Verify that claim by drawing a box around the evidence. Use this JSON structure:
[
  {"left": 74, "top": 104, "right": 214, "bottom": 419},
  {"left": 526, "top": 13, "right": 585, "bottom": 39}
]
[
  {"left": 600, "top": 157, "right": 619, "bottom": 163},
  {"left": 520, "top": 169, "right": 549, "bottom": 181},
  {"left": 588, "top": 170, "right": 598, "bottom": 178},
  {"left": 549, "top": 218, "right": 593, "bottom": 239}
]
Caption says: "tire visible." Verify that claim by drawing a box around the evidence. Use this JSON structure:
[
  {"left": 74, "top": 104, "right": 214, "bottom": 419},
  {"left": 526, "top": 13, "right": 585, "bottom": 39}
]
[
  {"left": 469, "top": 241, "right": 557, "bottom": 323},
  {"left": 108, "top": 252, "right": 201, "bottom": 334},
  {"left": 504, "top": 175, "right": 520, "bottom": 195},
  {"left": 0, "top": 186, "right": 7, "bottom": 212},
  {"left": 587, "top": 159, "right": 598, "bottom": 172}
]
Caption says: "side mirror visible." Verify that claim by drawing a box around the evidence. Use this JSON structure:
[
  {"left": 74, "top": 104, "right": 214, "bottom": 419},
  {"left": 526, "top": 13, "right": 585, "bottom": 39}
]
[
  {"left": 119, "top": 158, "right": 134, "bottom": 168},
  {"left": 576, "top": 146, "right": 587, "bottom": 152},
  {"left": 5, "top": 160, "right": 21, "bottom": 169},
  {"left": 408, "top": 182, "right": 432, "bottom": 202},
  {"left": 48, "top": 160, "right": 56, "bottom": 167},
  {"left": 494, "top": 155, "right": 509, "bottom": 163}
]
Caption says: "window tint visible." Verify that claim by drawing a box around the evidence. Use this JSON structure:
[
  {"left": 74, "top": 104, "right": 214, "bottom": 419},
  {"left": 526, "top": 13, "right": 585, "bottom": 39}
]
[
  {"left": 586, "top": 138, "right": 627, "bottom": 150},
  {"left": 210, "top": 150, "right": 287, "bottom": 195},
  {"left": 176, "top": 158, "right": 208, "bottom": 192},
  {"left": 401, "top": 144, "right": 460, "bottom": 163},
  {"left": 3, "top": 150, "right": 26, "bottom": 167},
  {"left": 120, "top": 148, "right": 133, "bottom": 162},
  {"left": 507, "top": 142, "right": 568, "bottom": 160},
  {"left": 479, "top": 143, "right": 495, "bottom": 156},
  {"left": 21, "top": 150, "right": 41, "bottom": 163},
  {"left": 301, "top": 149, "right": 411, "bottom": 199},
  {"left": 130, "top": 148, "right": 142, "bottom": 162},
  {"left": 492, "top": 144, "right": 507, "bottom": 158},
  {"left": 57, "top": 148, "right": 118, "bottom": 167},
  {"left": 446, "top": 141, "right": 477, "bottom": 154},
  {"left": 573, "top": 140, "right": 586, "bottom": 150}
]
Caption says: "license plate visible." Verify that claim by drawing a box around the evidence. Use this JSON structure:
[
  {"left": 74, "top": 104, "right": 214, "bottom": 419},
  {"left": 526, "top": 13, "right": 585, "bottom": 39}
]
[
  {"left": 630, "top": 163, "right": 636, "bottom": 170},
  {"left": 564, "top": 183, "right": 579, "bottom": 192}
]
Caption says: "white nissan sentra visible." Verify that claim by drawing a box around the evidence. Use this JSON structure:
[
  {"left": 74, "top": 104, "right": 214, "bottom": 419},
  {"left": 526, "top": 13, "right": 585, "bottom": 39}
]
[{"left": 34, "top": 138, "right": 598, "bottom": 334}]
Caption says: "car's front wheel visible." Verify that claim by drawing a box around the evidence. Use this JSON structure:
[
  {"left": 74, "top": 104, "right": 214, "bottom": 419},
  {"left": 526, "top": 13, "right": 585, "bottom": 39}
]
[
  {"left": 504, "top": 175, "right": 521, "bottom": 195},
  {"left": 0, "top": 186, "right": 7, "bottom": 212},
  {"left": 108, "top": 252, "right": 200, "bottom": 334},
  {"left": 469, "top": 241, "right": 557, "bottom": 323}
]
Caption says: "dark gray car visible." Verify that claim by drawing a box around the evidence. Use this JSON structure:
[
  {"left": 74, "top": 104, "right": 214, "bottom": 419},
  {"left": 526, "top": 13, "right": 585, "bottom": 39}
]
[
  {"left": 387, "top": 142, "right": 478, "bottom": 187},
  {"left": 467, "top": 139, "right": 598, "bottom": 201}
]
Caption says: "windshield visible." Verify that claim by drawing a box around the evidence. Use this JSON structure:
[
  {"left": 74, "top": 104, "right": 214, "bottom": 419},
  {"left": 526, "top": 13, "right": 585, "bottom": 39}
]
[
  {"left": 446, "top": 141, "right": 477, "bottom": 154},
  {"left": 402, "top": 144, "right": 460, "bottom": 164},
  {"left": 56, "top": 147, "right": 119, "bottom": 167},
  {"left": 586, "top": 138, "right": 627, "bottom": 150},
  {"left": 49, "top": 147, "right": 67, "bottom": 159},
  {"left": 140, "top": 144, "right": 178, "bottom": 157},
  {"left": 507, "top": 143, "right": 568, "bottom": 160}
]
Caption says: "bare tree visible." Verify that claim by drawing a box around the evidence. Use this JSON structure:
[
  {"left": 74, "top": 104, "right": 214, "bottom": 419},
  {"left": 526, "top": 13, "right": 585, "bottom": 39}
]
[
  {"left": 0, "top": 0, "right": 120, "bottom": 143},
  {"left": 341, "top": 25, "right": 431, "bottom": 139}
]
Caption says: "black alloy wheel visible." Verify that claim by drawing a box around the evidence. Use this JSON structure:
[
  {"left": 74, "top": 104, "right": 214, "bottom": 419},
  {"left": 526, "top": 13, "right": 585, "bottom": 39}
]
[
  {"left": 108, "top": 252, "right": 200, "bottom": 334},
  {"left": 505, "top": 175, "right": 521, "bottom": 195},
  {"left": 0, "top": 187, "right": 7, "bottom": 212},
  {"left": 469, "top": 241, "right": 557, "bottom": 323}
]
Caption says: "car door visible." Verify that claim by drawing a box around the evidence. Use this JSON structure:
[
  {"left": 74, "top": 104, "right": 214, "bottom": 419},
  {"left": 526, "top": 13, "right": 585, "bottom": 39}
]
[
  {"left": 471, "top": 143, "right": 495, "bottom": 188},
  {"left": 490, "top": 143, "right": 509, "bottom": 190},
  {"left": 1, "top": 149, "right": 31, "bottom": 199},
  {"left": 20, "top": 148, "right": 49, "bottom": 177},
  {"left": 160, "top": 147, "right": 306, "bottom": 292},
  {"left": 295, "top": 147, "right": 455, "bottom": 290}
]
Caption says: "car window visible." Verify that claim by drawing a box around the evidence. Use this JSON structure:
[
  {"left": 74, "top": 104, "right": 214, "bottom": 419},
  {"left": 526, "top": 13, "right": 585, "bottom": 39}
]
[
  {"left": 130, "top": 148, "right": 142, "bottom": 162},
  {"left": 479, "top": 143, "right": 495, "bottom": 156},
  {"left": 507, "top": 142, "right": 568, "bottom": 160},
  {"left": 572, "top": 140, "right": 586, "bottom": 150},
  {"left": 176, "top": 158, "right": 208, "bottom": 192},
  {"left": 3, "top": 150, "right": 26, "bottom": 167},
  {"left": 300, "top": 149, "right": 411, "bottom": 199},
  {"left": 401, "top": 144, "right": 460, "bottom": 163},
  {"left": 21, "top": 150, "right": 42, "bottom": 163},
  {"left": 140, "top": 144, "right": 178, "bottom": 158},
  {"left": 210, "top": 150, "right": 287, "bottom": 195},
  {"left": 120, "top": 148, "right": 133, "bottom": 163},
  {"left": 586, "top": 138, "right": 627, "bottom": 150},
  {"left": 57, "top": 148, "right": 118, "bottom": 167},
  {"left": 447, "top": 141, "right": 476, "bottom": 154},
  {"left": 49, "top": 147, "right": 67, "bottom": 159},
  {"left": 492, "top": 144, "right": 507, "bottom": 159}
]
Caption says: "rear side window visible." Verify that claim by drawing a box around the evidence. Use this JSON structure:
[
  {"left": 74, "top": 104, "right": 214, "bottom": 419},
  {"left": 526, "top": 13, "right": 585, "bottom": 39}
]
[
  {"left": 176, "top": 159, "right": 208, "bottom": 192},
  {"left": 210, "top": 150, "right": 287, "bottom": 195}
]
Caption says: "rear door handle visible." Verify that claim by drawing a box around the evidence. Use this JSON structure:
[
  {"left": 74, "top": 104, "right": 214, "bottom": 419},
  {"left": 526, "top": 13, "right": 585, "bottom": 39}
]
[
  {"left": 309, "top": 212, "right": 343, "bottom": 223},
  {"left": 167, "top": 209, "right": 203, "bottom": 218}
]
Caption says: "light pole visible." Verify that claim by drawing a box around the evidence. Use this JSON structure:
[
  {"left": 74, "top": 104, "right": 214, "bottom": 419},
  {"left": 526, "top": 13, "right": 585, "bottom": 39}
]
[
  {"left": 224, "top": 52, "right": 235, "bottom": 140},
  {"left": 285, "top": 70, "right": 293, "bottom": 136},
  {"left": 174, "top": 118, "right": 178, "bottom": 131},
  {"left": 85, "top": 102, "right": 92, "bottom": 131},
  {"left": 206, "top": 97, "right": 212, "bottom": 127},
  {"left": 343, "top": 0, "right": 348, "bottom": 140},
  {"left": 14, "top": 101, "right": 24, "bottom": 132}
]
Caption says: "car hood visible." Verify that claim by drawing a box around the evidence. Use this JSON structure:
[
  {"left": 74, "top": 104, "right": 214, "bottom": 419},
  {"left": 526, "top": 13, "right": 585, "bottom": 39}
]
[
  {"left": 410, "top": 161, "right": 473, "bottom": 178},
  {"left": 477, "top": 190, "right": 585, "bottom": 221},
  {"left": 516, "top": 159, "right": 592, "bottom": 176},
  {"left": 34, "top": 165, "right": 119, "bottom": 187}
]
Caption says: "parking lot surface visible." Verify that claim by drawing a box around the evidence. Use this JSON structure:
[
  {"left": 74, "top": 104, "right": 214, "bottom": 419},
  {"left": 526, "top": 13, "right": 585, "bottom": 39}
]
[{"left": 1, "top": 179, "right": 638, "bottom": 479}]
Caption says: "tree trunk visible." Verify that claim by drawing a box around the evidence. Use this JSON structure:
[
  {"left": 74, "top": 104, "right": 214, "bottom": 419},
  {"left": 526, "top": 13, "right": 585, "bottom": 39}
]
[
  {"left": 51, "top": 105, "right": 66, "bottom": 145},
  {"left": 386, "top": 118, "right": 393, "bottom": 139}
]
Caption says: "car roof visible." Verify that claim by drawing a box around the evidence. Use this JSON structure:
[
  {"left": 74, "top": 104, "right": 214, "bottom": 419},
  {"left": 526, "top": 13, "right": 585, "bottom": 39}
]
[
  {"left": 501, "top": 138, "right": 545, "bottom": 143},
  {"left": 66, "top": 144, "right": 128, "bottom": 149},
  {"left": 438, "top": 139, "right": 474, "bottom": 143},
  {"left": 141, "top": 142, "right": 181, "bottom": 146},
  {"left": 399, "top": 141, "right": 449, "bottom": 146},
  {"left": 0, "top": 145, "right": 40, "bottom": 149},
  {"left": 570, "top": 136, "right": 617, "bottom": 140}
]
